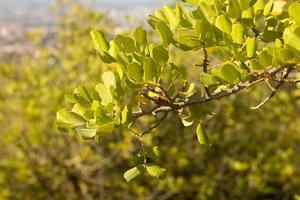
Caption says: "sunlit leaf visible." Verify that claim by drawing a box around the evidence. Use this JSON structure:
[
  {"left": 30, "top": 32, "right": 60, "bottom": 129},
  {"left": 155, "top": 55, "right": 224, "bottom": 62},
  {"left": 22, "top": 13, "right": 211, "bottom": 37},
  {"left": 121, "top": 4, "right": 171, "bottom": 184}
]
[
  {"left": 231, "top": 23, "right": 245, "bottom": 44},
  {"left": 289, "top": 2, "right": 300, "bottom": 25},
  {"left": 246, "top": 37, "right": 256, "bottom": 58},
  {"left": 115, "top": 35, "right": 135, "bottom": 53},
  {"left": 124, "top": 165, "right": 145, "bottom": 182},
  {"left": 156, "top": 21, "right": 173, "bottom": 47},
  {"left": 146, "top": 164, "right": 166, "bottom": 179},
  {"left": 215, "top": 14, "right": 232, "bottom": 35},
  {"left": 196, "top": 122, "right": 210, "bottom": 146},
  {"left": 90, "top": 29, "right": 109, "bottom": 52}
]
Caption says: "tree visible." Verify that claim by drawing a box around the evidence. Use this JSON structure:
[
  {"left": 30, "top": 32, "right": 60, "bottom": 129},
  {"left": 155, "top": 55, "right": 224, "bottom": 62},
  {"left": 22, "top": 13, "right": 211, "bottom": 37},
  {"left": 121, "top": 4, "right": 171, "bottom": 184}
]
[{"left": 57, "top": 0, "right": 300, "bottom": 182}]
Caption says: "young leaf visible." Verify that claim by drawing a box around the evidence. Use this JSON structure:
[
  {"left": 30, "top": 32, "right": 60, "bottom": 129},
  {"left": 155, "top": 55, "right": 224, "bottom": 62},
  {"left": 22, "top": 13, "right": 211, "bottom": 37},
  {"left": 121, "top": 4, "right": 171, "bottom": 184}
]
[
  {"left": 156, "top": 21, "right": 174, "bottom": 47},
  {"left": 95, "top": 83, "right": 113, "bottom": 105},
  {"left": 231, "top": 23, "right": 245, "bottom": 44},
  {"left": 199, "top": 72, "right": 219, "bottom": 87},
  {"left": 263, "top": 0, "right": 274, "bottom": 16},
  {"left": 56, "top": 109, "right": 86, "bottom": 131},
  {"left": 289, "top": 2, "right": 300, "bottom": 25},
  {"left": 127, "top": 62, "right": 143, "bottom": 83},
  {"left": 226, "top": 0, "right": 242, "bottom": 18},
  {"left": 196, "top": 122, "right": 210, "bottom": 146},
  {"left": 102, "top": 71, "right": 116, "bottom": 89},
  {"left": 221, "top": 63, "right": 241, "bottom": 84},
  {"left": 215, "top": 14, "right": 232, "bottom": 35},
  {"left": 246, "top": 37, "right": 256, "bottom": 58},
  {"left": 90, "top": 30, "right": 109, "bottom": 52},
  {"left": 146, "top": 164, "right": 166, "bottom": 179},
  {"left": 121, "top": 105, "right": 129, "bottom": 125},
  {"left": 278, "top": 48, "right": 295, "bottom": 63},
  {"left": 134, "top": 26, "right": 148, "bottom": 48},
  {"left": 283, "top": 27, "right": 300, "bottom": 52},
  {"left": 124, "top": 165, "right": 145, "bottom": 182},
  {"left": 162, "top": 5, "right": 178, "bottom": 30},
  {"left": 151, "top": 45, "right": 169, "bottom": 64},
  {"left": 181, "top": 115, "right": 194, "bottom": 127},
  {"left": 146, "top": 146, "right": 162, "bottom": 160},
  {"left": 76, "top": 128, "right": 97, "bottom": 139},
  {"left": 259, "top": 51, "right": 272, "bottom": 67},
  {"left": 115, "top": 35, "right": 135, "bottom": 53},
  {"left": 143, "top": 58, "right": 158, "bottom": 81}
]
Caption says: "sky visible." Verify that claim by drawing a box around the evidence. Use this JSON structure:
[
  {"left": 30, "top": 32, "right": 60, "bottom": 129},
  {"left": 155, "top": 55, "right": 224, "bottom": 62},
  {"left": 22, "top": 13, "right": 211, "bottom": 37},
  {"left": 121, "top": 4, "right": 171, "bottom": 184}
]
[{"left": 0, "top": 0, "right": 172, "bottom": 26}]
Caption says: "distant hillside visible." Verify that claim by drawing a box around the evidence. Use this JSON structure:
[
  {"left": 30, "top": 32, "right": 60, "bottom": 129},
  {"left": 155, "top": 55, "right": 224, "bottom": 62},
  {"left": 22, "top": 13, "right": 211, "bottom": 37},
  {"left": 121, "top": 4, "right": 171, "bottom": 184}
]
[{"left": 0, "top": 0, "right": 170, "bottom": 27}]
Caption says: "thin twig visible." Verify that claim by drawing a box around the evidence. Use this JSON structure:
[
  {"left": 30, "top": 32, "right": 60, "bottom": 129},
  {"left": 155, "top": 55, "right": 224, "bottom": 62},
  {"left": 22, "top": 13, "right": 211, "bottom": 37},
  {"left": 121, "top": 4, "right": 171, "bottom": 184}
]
[
  {"left": 127, "top": 128, "right": 146, "bottom": 164},
  {"left": 200, "top": 40, "right": 211, "bottom": 98},
  {"left": 141, "top": 112, "right": 169, "bottom": 135},
  {"left": 250, "top": 68, "right": 292, "bottom": 110}
]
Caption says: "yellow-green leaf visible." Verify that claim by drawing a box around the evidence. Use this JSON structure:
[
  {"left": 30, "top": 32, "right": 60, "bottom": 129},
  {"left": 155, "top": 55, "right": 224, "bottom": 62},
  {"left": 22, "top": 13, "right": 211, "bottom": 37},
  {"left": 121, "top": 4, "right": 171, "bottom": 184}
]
[
  {"left": 146, "top": 164, "right": 166, "bottom": 179},
  {"left": 156, "top": 21, "right": 173, "bottom": 47},
  {"left": 246, "top": 37, "right": 256, "bottom": 58},
  {"left": 215, "top": 14, "right": 232, "bottom": 35},
  {"left": 231, "top": 23, "right": 245, "bottom": 44},
  {"left": 124, "top": 165, "right": 144, "bottom": 182},
  {"left": 90, "top": 29, "right": 109, "bottom": 52},
  {"left": 196, "top": 122, "right": 210, "bottom": 146}
]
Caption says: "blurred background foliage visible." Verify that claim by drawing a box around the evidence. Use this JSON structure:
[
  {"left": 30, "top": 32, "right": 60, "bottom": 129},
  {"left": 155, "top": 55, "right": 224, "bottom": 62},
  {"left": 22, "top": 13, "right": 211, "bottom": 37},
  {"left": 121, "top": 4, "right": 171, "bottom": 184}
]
[{"left": 0, "top": 0, "right": 300, "bottom": 199}]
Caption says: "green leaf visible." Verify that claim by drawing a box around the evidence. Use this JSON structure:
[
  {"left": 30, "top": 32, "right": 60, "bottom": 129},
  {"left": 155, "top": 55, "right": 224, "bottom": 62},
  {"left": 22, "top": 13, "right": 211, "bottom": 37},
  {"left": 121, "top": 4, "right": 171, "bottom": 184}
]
[
  {"left": 121, "top": 105, "right": 129, "bottom": 125},
  {"left": 250, "top": 59, "right": 264, "bottom": 70},
  {"left": 90, "top": 30, "right": 109, "bottom": 52},
  {"left": 102, "top": 71, "right": 116, "bottom": 89},
  {"left": 271, "top": 1, "right": 286, "bottom": 16},
  {"left": 215, "top": 14, "right": 232, "bottom": 35},
  {"left": 289, "top": 2, "right": 300, "bottom": 25},
  {"left": 221, "top": 63, "right": 241, "bottom": 84},
  {"left": 156, "top": 21, "right": 173, "bottom": 47},
  {"left": 74, "top": 86, "right": 92, "bottom": 103},
  {"left": 242, "top": 9, "right": 254, "bottom": 25},
  {"left": 99, "top": 122, "right": 115, "bottom": 133},
  {"left": 134, "top": 26, "right": 148, "bottom": 48},
  {"left": 195, "top": 19, "right": 208, "bottom": 38},
  {"left": 124, "top": 165, "right": 144, "bottom": 182},
  {"left": 127, "top": 62, "right": 143, "bottom": 83},
  {"left": 231, "top": 23, "right": 245, "bottom": 44},
  {"left": 196, "top": 122, "right": 210, "bottom": 146},
  {"left": 151, "top": 45, "right": 169, "bottom": 64},
  {"left": 115, "top": 35, "right": 135, "bottom": 53},
  {"left": 162, "top": 5, "right": 178, "bottom": 30},
  {"left": 278, "top": 48, "right": 295, "bottom": 63},
  {"left": 146, "top": 146, "right": 162, "bottom": 160},
  {"left": 238, "top": 0, "right": 250, "bottom": 10},
  {"left": 259, "top": 50, "right": 272, "bottom": 67},
  {"left": 181, "top": 115, "right": 194, "bottom": 127},
  {"left": 95, "top": 83, "right": 113, "bottom": 105},
  {"left": 143, "top": 58, "right": 158, "bottom": 82},
  {"left": 246, "top": 37, "right": 256, "bottom": 58},
  {"left": 249, "top": 0, "right": 257, "bottom": 6},
  {"left": 146, "top": 164, "right": 166, "bottom": 179},
  {"left": 263, "top": 0, "right": 274, "bottom": 16},
  {"left": 283, "top": 27, "right": 300, "bottom": 52},
  {"left": 97, "top": 51, "right": 115, "bottom": 64},
  {"left": 199, "top": 72, "right": 219, "bottom": 87},
  {"left": 176, "top": 2, "right": 194, "bottom": 28},
  {"left": 108, "top": 40, "right": 120, "bottom": 59},
  {"left": 226, "top": 0, "right": 242, "bottom": 18},
  {"left": 76, "top": 128, "right": 97, "bottom": 139},
  {"left": 253, "top": 0, "right": 265, "bottom": 13},
  {"left": 56, "top": 109, "right": 86, "bottom": 131},
  {"left": 213, "top": 0, "right": 221, "bottom": 13}
]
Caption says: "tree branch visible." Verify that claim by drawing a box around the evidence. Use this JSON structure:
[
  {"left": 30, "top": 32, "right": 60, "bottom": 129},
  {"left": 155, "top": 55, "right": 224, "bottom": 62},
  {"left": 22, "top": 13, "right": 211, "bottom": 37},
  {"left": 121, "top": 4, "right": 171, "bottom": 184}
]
[{"left": 132, "top": 67, "right": 297, "bottom": 119}]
